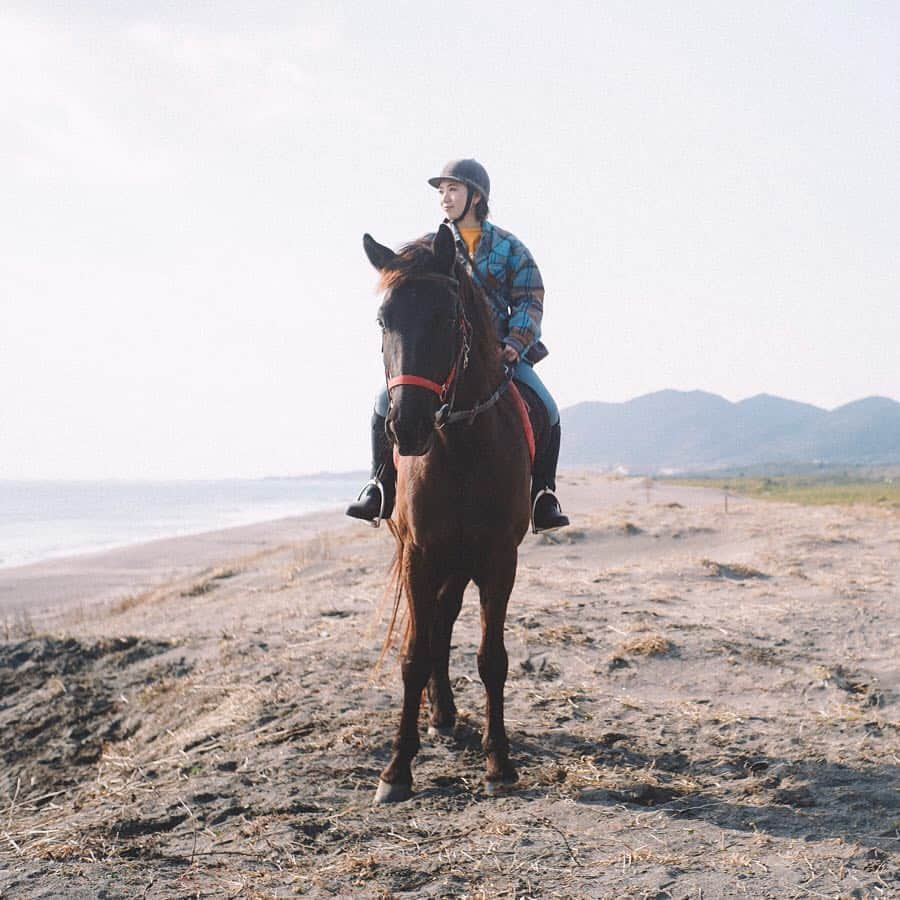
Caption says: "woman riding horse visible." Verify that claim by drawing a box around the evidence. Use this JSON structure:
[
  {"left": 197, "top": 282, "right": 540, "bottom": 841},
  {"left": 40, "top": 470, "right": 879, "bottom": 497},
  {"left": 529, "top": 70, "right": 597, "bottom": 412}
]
[{"left": 347, "top": 158, "right": 568, "bottom": 533}]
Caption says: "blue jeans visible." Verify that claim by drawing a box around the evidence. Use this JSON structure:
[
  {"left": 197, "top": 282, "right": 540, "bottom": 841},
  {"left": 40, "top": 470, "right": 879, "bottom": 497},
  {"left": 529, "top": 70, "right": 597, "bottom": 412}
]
[{"left": 373, "top": 360, "right": 559, "bottom": 426}]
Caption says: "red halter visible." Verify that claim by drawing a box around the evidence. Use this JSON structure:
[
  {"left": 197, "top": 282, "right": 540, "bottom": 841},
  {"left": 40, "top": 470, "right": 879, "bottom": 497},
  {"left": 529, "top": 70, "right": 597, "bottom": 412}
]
[{"left": 387, "top": 367, "right": 458, "bottom": 401}]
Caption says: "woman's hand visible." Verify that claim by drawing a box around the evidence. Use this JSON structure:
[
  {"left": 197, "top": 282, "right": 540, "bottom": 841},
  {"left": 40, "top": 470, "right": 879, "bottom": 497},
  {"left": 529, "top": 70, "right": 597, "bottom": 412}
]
[{"left": 502, "top": 344, "right": 520, "bottom": 364}]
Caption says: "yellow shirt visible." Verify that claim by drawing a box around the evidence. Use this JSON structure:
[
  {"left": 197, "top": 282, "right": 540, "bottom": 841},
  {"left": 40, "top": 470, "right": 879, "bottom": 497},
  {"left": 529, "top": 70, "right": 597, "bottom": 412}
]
[{"left": 458, "top": 225, "right": 482, "bottom": 259}]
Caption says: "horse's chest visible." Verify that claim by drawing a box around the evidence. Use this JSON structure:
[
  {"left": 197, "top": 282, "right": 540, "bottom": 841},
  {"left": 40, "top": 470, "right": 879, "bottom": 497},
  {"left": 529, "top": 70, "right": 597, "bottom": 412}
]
[{"left": 399, "top": 454, "right": 525, "bottom": 543}]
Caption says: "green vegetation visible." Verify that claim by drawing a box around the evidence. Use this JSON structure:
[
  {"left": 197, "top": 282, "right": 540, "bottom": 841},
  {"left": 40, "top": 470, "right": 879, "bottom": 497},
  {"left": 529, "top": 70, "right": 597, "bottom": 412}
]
[{"left": 670, "top": 468, "right": 900, "bottom": 510}]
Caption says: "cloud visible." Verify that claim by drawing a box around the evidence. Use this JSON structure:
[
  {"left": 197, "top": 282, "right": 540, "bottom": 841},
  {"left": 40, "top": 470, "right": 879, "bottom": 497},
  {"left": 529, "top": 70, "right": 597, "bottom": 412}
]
[
  {"left": 1, "top": 12, "right": 172, "bottom": 184},
  {"left": 122, "top": 16, "right": 338, "bottom": 123},
  {"left": 1, "top": 8, "right": 343, "bottom": 186}
]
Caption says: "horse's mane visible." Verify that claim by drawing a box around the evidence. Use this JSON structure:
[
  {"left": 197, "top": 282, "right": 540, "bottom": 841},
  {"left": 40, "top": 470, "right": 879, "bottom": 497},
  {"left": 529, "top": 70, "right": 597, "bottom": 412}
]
[{"left": 378, "top": 238, "right": 501, "bottom": 380}]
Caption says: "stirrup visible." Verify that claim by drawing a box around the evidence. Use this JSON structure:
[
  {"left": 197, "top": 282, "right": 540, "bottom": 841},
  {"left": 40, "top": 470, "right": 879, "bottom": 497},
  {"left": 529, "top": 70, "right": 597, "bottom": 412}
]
[
  {"left": 356, "top": 478, "right": 387, "bottom": 529},
  {"left": 531, "top": 488, "right": 568, "bottom": 534}
]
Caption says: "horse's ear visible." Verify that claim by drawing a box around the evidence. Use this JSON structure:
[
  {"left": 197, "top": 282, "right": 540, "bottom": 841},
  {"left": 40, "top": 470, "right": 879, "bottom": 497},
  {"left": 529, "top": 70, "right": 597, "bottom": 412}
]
[
  {"left": 363, "top": 234, "right": 397, "bottom": 271},
  {"left": 433, "top": 224, "right": 456, "bottom": 275}
]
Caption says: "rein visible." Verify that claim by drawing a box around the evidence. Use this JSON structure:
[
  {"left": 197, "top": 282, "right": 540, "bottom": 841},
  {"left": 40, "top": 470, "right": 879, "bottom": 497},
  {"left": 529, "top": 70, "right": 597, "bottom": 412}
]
[
  {"left": 436, "top": 367, "right": 515, "bottom": 428},
  {"left": 384, "top": 272, "right": 507, "bottom": 429}
]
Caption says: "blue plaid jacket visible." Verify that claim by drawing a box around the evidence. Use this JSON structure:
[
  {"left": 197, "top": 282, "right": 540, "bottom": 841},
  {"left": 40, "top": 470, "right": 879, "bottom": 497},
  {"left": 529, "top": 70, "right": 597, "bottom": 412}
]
[{"left": 446, "top": 221, "right": 549, "bottom": 363}]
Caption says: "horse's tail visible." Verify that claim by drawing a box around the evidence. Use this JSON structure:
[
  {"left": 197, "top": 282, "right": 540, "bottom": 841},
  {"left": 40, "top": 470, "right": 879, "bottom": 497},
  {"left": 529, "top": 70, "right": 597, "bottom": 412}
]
[{"left": 375, "top": 519, "right": 410, "bottom": 671}]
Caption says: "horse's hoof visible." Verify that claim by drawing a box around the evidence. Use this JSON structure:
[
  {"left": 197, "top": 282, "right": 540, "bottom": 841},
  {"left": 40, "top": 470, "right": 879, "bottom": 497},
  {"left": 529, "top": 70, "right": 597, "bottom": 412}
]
[
  {"left": 427, "top": 724, "right": 455, "bottom": 739},
  {"left": 483, "top": 776, "right": 518, "bottom": 797},
  {"left": 374, "top": 779, "right": 413, "bottom": 804}
]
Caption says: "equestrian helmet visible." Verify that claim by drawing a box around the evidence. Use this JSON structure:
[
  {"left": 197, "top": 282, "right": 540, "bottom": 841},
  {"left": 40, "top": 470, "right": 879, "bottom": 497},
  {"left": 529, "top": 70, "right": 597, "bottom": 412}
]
[{"left": 428, "top": 158, "right": 490, "bottom": 201}]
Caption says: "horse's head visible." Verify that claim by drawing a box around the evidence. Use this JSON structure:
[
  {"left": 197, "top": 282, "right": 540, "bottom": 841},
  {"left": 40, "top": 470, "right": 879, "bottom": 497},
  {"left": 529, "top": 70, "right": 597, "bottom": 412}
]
[{"left": 364, "top": 224, "right": 462, "bottom": 456}]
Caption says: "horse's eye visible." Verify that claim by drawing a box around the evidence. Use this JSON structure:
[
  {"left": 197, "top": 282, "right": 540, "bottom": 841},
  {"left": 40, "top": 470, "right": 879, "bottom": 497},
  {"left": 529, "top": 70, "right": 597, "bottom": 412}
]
[{"left": 375, "top": 317, "right": 384, "bottom": 330}]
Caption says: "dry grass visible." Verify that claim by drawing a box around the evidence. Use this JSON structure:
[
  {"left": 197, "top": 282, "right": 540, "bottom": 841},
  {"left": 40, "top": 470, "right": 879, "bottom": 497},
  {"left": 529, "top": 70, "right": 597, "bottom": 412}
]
[
  {"left": 2, "top": 610, "right": 36, "bottom": 640},
  {"left": 700, "top": 558, "right": 767, "bottom": 580},
  {"left": 673, "top": 472, "right": 900, "bottom": 510},
  {"left": 108, "top": 591, "right": 154, "bottom": 615},
  {"left": 615, "top": 632, "right": 673, "bottom": 657},
  {"left": 180, "top": 580, "right": 217, "bottom": 597}
]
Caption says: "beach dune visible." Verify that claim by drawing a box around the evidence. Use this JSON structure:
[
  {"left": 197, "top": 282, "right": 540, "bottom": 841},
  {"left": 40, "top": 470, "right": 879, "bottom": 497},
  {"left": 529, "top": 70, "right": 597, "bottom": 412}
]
[{"left": 1, "top": 472, "right": 897, "bottom": 897}]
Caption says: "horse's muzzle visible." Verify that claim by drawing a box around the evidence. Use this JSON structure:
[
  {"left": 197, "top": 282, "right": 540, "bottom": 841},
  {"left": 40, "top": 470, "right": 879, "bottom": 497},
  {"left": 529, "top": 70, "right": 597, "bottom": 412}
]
[
  {"left": 393, "top": 429, "right": 435, "bottom": 457},
  {"left": 387, "top": 413, "right": 435, "bottom": 457}
]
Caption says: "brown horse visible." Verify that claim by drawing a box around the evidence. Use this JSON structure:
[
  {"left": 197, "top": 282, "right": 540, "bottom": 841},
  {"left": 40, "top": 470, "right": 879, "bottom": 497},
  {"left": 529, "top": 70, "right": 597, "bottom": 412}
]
[{"left": 364, "top": 224, "right": 534, "bottom": 803}]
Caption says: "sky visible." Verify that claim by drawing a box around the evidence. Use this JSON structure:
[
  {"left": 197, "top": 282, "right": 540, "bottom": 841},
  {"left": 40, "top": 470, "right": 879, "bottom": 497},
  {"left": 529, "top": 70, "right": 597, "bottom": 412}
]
[{"left": 2, "top": 1, "right": 898, "bottom": 479}]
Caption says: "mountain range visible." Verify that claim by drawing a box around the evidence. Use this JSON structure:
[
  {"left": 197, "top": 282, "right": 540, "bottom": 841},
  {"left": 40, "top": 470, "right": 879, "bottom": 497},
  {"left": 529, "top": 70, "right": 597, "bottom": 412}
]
[{"left": 560, "top": 391, "right": 900, "bottom": 473}]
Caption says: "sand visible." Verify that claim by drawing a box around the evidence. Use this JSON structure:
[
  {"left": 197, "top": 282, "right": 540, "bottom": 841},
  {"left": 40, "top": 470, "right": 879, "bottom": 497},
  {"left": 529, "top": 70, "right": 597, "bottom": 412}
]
[{"left": 1, "top": 472, "right": 897, "bottom": 898}]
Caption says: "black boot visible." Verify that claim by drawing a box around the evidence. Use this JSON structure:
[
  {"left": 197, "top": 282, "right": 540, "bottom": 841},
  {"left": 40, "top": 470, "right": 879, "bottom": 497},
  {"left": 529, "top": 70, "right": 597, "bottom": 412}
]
[
  {"left": 531, "top": 422, "right": 569, "bottom": 533},
  {"left": 346, "top": 413, "right": 396, "bottom": 526}
]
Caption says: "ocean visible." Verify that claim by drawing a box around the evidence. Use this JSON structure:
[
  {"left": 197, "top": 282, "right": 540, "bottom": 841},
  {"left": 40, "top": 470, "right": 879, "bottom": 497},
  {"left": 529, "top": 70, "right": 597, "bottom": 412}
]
[{"left": 0, "top": 475, "right": 362, "bottom": 570}]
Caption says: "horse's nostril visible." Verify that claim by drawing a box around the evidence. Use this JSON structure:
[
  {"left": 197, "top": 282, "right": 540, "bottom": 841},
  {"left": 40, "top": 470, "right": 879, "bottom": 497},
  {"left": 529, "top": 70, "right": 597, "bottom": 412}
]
[{"left": 386, "top": 417, "right": 398, "bottom": 443}]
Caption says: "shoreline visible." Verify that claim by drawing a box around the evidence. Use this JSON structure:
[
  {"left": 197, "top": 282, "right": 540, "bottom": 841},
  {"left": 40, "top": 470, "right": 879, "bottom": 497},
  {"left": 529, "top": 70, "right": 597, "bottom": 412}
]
[
  {"left": 0, "top": 473, "right": 364, "bottom": 574},
  {"left": 0, "top": 505, "right": 352, "bottom": 622},
  {"left": 0, "top": 502, "right": 352, "bottom": 575}
]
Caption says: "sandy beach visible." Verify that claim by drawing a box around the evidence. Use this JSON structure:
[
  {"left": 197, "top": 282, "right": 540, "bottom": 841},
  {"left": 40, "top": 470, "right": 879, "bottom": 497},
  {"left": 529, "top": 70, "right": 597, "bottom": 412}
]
[{"left": 1, "top": 471, "right": 897, "bottom": 897}]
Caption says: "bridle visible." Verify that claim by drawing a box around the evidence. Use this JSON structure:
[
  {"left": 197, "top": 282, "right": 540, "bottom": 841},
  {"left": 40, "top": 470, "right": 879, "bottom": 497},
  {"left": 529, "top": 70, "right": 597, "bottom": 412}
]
[
  {"left": 382, "top": 268, "right": 522, "bottom": 440},
  {"left": 384, "top": 273, "right": 474, "bottom": 427}
]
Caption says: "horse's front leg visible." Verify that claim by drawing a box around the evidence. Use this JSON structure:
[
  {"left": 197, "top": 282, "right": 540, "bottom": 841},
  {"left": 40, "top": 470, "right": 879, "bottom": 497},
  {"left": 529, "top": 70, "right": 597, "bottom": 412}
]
[
  {"left": 375, "top": 545, "right": 436, "bottom": 804},
  {"left": 427, "top": 572, "right": 468, "bottom": 737},
  {"left": 475, "top": 545, "right": 518, "bottom": 791}
]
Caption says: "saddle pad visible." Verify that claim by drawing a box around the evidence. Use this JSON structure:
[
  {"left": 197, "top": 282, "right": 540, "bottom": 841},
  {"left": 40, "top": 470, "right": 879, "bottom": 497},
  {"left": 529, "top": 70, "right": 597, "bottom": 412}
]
[{"left": 508, "top": 382, "right": 536, "bottom": 466}]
